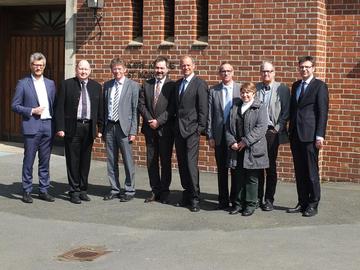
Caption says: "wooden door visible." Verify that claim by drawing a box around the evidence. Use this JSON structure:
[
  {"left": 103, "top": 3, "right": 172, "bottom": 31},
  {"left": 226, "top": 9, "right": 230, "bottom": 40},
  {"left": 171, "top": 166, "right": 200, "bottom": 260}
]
[{"left": 0, "top": 6, "right": 65, "bottom": 141}]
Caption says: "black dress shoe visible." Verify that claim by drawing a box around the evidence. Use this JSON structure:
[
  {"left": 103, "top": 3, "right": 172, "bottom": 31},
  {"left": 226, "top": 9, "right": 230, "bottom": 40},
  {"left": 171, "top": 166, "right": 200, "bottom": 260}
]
[
  {"left": 39, "top": 192, "right": 55, "bottom": 202},
  {"left": 286, "top": 204, "right": 305, "bottom": 213},
  {"left": 103, "top": 193, "right": 120, "bottom": 201},
  {"left": 22, "top": 192, "right": 33, "bottom": 203},
  {"left": 79, "top": 193, "right": 91, "bottom": 201},
  {"left": 144, "top": 193, "right": 157, "bottom": 203},
  {"left": 303, "top": 207, "right": 318, "bottom": 217},
  {"left": 175, "top": 200, "right": 189, "bottom": 207},
  {"left": 189, "top": 203, "right": 200, "bottom": 212},
  {"left": 120, "top": 194, "right": 134, "bottom": 202},
  {"left": 70, "top": 195, "right": 81, "bottom": 204},
  {"left": 229, "top": 206, "right": 242, "bottom": 215},
  {"left": 218, "top": 202, "right": 229, "bottom": 210},
  {"left": 261, "top": 200, "right": 273, "bottom": 211},
  {"left": 242, "top": 208, "right": 255, "bottom": 216}
]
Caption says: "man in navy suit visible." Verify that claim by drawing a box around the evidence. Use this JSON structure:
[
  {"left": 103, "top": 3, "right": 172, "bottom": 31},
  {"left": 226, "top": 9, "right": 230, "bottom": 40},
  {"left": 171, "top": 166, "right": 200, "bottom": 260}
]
[
  {"left": 138, "top": 56, "right": 176, "bottom": 204},
  {"left": 55, "top": 60, "right": 103, "bottom": 204},
  {"left": 287, "top": 56, "right": 329, "bottom": 217},
  {"left": 207, "top": 62, "right": 241, "bottom": 210},
  {"left": 11, "top": 52, "right": 56, "bottom": 203},
  {"left": 174, "top": 56, "right": 208, "bottom": 212}
]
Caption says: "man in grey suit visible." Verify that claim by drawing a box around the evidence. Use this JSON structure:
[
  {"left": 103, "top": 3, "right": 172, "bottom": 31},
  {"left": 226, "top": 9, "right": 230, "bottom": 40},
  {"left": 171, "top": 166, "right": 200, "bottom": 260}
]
[
  {"left": 207, "top": 62, "right": 240, "bottom": 210},
  {"left": 103, "top": 58, "right": 140, "bottom": 202},
  {"left": 256, "top": 61, "right": 290, "bottom": 211}
]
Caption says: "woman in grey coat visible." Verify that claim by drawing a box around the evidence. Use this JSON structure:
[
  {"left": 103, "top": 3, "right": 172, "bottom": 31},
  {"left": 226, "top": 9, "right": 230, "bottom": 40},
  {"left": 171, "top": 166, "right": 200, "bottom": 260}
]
[{"left": 226, "top": 82, "right": 269, "bottom": 216}]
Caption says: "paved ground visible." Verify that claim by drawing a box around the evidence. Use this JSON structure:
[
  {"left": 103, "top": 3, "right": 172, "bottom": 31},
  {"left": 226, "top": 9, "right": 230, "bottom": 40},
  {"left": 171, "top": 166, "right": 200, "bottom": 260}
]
[{"left": 0, "top": 142, "right": 359, "bottom": 270}]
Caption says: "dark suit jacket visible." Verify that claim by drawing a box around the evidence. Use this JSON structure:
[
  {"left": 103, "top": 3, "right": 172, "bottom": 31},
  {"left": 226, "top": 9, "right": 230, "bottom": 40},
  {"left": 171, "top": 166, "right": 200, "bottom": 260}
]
[
  {"left": 138, "top": 77, "right": 176, "bottom": 137},
  {"left": 103, "top": 77, "right": 139, "bottom": 137},
  {"left": 55, "top": 77, "right": 103, "bottom": 139},
  {"left": 11, "top": 75, "right": 56, "bottom": 135},
  {"left": 289, "top": 78, "right": 329, "bottom": 142},
  {"left": 206, "top": 81, "right": 241, "bottom": 146},
  {"left": 175, "top": 75, "right": 208, "bottom": 138}
]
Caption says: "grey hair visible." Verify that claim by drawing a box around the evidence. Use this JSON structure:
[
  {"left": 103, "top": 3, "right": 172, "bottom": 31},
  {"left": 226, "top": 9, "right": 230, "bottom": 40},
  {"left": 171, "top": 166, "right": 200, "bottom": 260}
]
[
  {"left": 260, "top": 60, "right": 274, "bottom": 71},
  {"left": 30, "top": 52, "right": 46, "bottom": 66}
]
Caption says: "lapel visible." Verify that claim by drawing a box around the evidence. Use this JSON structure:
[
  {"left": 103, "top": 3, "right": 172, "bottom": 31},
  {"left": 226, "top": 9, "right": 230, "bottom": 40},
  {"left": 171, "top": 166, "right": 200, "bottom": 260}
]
[
  {"left": 269, "top": 81, "right": 279, "bottom": 114},
  {"left": 297, "top": 77, "right": 315, "bottom": 105},
  {"left": 120, "top": 77, "right": 129, "bottom": 102},
  {"left": 214, "top": 83, "right": 224, "bottom": 112},
  {"left": 179, "top": 75, "right": 195, "bottom": 102},
  {"left": 27, "top": 76, "right": 40, "bottom": 105},
  {"left": 43, "top": 78, "right": 53, "bottom": 113}
]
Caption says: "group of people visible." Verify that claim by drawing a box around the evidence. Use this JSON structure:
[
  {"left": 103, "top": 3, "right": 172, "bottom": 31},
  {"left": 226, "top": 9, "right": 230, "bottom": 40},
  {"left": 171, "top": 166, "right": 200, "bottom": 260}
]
[{"left": 12, "top": 52, "right": 329, "bottom": 218}]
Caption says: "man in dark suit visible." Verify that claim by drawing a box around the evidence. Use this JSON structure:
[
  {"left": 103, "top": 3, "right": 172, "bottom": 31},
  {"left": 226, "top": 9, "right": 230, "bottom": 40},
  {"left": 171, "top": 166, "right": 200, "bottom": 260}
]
[
  {"left": 207, "top": 62, "right": 240, "bottom": 210},
  {"left": 12, "top": 52, "right": 56, "bottom": 203},
  {"left": 287, "top": 56, "right": 329, "bottom": 217},
  {"left": 102, "top": 58, "right": 139, "bottom": 202},
  {"left": 174, "top": 55, "right": 208, "bottom": 212},
  {"left": 138, "top": 56, "right": 176, "bottom": 204},
  {"left": 55, "top": 60, "right": 103, "bottom": 204},
  {"left": 256, "top": 61, "right": 290, "bottom": 211}
]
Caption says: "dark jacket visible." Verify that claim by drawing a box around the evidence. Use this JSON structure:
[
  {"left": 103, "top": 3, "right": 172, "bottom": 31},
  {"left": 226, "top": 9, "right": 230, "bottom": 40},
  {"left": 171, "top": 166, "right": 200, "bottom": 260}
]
[
  {"left": 55, "top": 77, "right": 103, "bottom": 139},
  {"left": 225, "top": 98, "right": 269, "bottom": 169}
]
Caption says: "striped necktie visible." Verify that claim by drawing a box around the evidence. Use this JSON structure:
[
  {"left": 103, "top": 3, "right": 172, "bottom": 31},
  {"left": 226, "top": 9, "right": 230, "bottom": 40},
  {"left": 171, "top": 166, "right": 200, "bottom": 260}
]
[
  {"left": 112, "top": 81, "right": 120, "bottom": 121},
  {"left": 153, "top": 80, "right": 161, "bottom": 110}
]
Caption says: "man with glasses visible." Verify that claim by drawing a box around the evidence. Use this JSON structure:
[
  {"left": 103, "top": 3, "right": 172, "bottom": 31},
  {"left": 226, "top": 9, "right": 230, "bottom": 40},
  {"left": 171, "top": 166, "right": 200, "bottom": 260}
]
[
  {"left": 12, "top": 52, "right": 56, "bottom": 203},
  {"left": 287, "top": 56, "right": 329, "bottom": 217},
  {"left": 256, "top": 61, "right": 290, "bottom": 211},
  {"left": 207, "top": 62, "right": 240, "bottom": 210}
]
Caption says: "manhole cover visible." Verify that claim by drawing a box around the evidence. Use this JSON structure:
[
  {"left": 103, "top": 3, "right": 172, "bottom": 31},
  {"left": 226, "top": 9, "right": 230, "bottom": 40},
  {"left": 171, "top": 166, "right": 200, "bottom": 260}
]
[{"left": 58, "top": 246, "right": 111, "bottom": 262}]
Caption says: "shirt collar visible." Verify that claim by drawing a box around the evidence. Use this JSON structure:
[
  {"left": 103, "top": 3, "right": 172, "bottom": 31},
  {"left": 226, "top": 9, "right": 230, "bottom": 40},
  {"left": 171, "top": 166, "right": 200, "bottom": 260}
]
[
  {"left": 184, "top": 73, "right": 195, "bottom": 83},
  {"left": 222, "top": 81, "right": 233, "bottom": 89},
  {"left": 303, "top": 75, "right": 314, "bottom": 85},
  {"left": 116, "top": 76, "right": 125, "bottom": 85},
  {"left": 31, "top": 74, "right": 44, "bottom": 82}
]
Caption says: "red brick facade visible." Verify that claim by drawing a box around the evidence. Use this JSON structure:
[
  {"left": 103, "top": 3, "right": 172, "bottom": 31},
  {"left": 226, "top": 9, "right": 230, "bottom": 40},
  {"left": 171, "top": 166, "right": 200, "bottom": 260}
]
[{"left": 76, "top": 0, "right": 360, "bottom": 183}]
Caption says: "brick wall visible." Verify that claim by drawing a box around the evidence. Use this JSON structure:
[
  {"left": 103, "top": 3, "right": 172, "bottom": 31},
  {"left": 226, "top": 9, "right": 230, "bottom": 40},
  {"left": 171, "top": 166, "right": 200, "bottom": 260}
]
[{"left": 76, "top": 0, "right": 360, "bottom": 183}]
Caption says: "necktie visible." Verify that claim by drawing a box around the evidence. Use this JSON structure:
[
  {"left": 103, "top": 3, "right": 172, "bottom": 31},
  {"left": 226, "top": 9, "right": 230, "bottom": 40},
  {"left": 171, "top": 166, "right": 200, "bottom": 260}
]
[
  {"left": 223, "top": 86, "right": 231, "bottom": 120},
  {"left": 298, "top": 81, "right": 305, "bottom": 103},
  {"left": 153, "top": 80, "right": 161, "bottom": 110},
  {"left": 179, "top": 79, "right": 187, "bottom": 97},
  {"left": 80, "top": 81, "right": 87, "bottom": 119},
  {"left": 112, "top": 81, "right": 120, "bottom": 121}
]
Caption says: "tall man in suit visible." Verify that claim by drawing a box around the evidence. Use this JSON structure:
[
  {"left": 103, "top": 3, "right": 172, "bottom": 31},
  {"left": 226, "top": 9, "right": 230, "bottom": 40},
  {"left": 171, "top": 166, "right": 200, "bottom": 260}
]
[
  {"left": 12, "top": 52, "right": 56, "bottom": 203},
  {"left": 287, "top": 56, "right": 329, "bottom": 217},
  {"left": 138, "top": 56, "right": 176, "bottom": 204},
  {"left": 55, "top": 60, "right": 103, "bottom": 204},
  {"left": 103, "top": 58, "right": 140, "bottom": 202},
  {"left": 174, "top": 56, "right": 208, "bottom": 212},
  {"left": 207, "top": 62, "right": 240, "bottom": 210},
  {"left": 256, "top": 61, "right": 290, "bottom": 211}
]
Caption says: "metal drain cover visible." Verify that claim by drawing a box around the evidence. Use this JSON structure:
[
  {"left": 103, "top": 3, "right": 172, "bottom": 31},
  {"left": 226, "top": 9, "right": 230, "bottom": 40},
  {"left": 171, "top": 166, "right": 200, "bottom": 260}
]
[{"left": 58, "top": 246, "right": 111, "bottom": 262}]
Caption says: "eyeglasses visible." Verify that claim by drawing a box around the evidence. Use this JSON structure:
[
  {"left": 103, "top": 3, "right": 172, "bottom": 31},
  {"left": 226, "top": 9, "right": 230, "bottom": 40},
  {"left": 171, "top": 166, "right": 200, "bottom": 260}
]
[
  {"left": 261, "top": 70, "right": 274, "bottom": 74},
  {"left": 31, "top": 63, "right": 44, "bottom": 68},
  {"left": 299, "top": 65, "right": 313, "bottom": 70}
]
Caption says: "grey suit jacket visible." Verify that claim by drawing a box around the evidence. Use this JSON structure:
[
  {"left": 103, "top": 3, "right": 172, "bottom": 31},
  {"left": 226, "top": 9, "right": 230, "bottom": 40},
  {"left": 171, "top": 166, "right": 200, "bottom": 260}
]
[
  {"left": 206, "top": 81, "right": 241, "bottom": 146},
  {"left": 103, "top": 77, "right": 140, "bottom": 136},
  {"left": 256, "top": 81, "right": 290, "bottom": 144}
]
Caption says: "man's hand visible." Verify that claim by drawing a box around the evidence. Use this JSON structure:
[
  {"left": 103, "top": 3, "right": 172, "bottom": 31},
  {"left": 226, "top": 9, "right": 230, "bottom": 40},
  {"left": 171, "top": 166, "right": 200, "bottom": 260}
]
[
  {"left": 129, "top": 135, "right": 136, "bottom": 142},
  {"left": 148, "top": 119, "right": 159, "bottom": 129},
  {"left": 315, "top": 138, "right": 324, "bottom": 149},
  {"left": 57, "top": 131, "right": 65, "bottom": 137},
  {"left": 97, "top": 132, "right": 102, "bottom": 138},
  {"left": 31, "top": 106, "right": 45, "bottom": 116}
]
